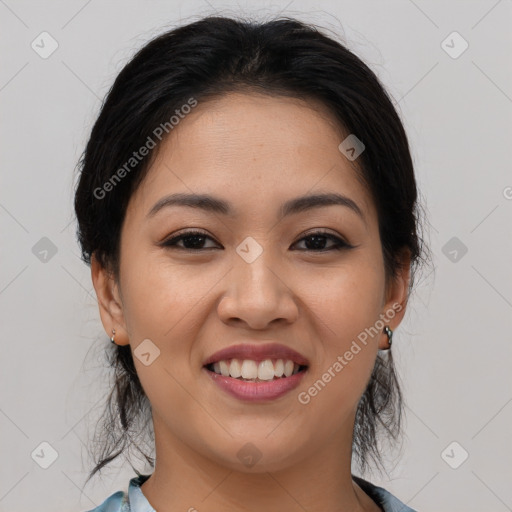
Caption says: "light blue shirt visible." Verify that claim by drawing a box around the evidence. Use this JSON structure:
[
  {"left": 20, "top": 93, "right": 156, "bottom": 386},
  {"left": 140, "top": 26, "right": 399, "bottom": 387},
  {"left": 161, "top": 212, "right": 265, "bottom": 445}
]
[{"left": 84, "top": 473, "right": 418, "bottom": 512}]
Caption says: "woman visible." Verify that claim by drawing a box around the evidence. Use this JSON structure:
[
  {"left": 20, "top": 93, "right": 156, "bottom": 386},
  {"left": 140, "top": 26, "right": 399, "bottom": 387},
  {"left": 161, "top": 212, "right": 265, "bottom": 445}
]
[{"left": 75, "top": 14, "right": 428, "bottom": 512}]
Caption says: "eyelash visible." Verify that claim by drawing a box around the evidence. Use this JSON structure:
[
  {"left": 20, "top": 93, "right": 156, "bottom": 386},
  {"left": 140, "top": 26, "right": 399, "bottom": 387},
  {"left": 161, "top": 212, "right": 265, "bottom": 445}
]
[{"left": 161, "top": 229, "right": 353, "bottom": 252}]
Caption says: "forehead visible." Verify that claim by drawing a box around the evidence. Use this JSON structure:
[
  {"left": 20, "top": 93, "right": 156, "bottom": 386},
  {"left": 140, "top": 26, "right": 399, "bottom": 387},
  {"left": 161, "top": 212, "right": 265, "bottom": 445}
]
[{"left": 129, "top": 92, "right": 376, "bottom": 225}]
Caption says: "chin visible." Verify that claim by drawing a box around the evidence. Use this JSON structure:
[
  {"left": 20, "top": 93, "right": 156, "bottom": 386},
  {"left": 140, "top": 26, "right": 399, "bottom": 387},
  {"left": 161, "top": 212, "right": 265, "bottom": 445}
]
[{"left": 204, "top": 434, "right": 306, "bottom": 473}]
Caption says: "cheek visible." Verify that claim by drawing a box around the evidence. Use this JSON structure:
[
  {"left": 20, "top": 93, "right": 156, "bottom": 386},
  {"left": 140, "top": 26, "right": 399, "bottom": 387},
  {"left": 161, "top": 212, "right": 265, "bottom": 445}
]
[
  {"left": 120, "top": 254, "right": 206, "bottom": 420},
  {"left": 300, "top": 263, "right": 384, "bottom": 405},
  {"left": 119, "top": 247, "right": 220, "bottom": 393},
  {"left": 120, "top": 244, "right": 212, "bottom": 336},
  {"left": 306, "top": 258, "right": 385, "bottom": 339}
]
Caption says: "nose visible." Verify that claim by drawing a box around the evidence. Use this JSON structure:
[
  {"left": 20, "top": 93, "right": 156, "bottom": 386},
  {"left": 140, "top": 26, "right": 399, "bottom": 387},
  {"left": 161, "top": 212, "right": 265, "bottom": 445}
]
[{"left": 217, "top": 248, "right": 299, "bottom": 330}]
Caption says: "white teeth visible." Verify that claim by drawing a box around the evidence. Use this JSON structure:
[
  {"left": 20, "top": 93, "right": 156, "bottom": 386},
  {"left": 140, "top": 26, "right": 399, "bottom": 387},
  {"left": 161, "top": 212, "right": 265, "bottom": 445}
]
[
  {"left": 241, "top": 360, "right": 258, "bottom": 379},
  {"left": 274, "top": 359, "right": 284, "bottom": 377},
  {"left": 258, "top": 359, "right": 275, "bottom": 381},
  {"left": 219, "top": 360, "right": 230, "bottom": 377},
  {"left": 209, "top": 358, "right": 304, "bottom": 380},
  {"left": 230, "top": 358, "right": 242, "bottom": 378},
  {"left": 284, "top": 360, "right": 294, "bottom": 377}
]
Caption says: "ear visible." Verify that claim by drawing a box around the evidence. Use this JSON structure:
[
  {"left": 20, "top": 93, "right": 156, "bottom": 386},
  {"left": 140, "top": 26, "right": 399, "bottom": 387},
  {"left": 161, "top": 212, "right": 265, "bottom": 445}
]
[
  {"left": 378, "top": 247, "right": 411, "bottom": 350},
  {"left": 90, "top": 252, "right": 129, "bottom": 346}
]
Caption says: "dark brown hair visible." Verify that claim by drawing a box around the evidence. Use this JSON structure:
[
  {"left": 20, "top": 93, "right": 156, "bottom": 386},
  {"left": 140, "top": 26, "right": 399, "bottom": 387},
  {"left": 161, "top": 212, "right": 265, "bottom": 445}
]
[{"left": 74, "top": 14, "right": 431, "bottom": 486}]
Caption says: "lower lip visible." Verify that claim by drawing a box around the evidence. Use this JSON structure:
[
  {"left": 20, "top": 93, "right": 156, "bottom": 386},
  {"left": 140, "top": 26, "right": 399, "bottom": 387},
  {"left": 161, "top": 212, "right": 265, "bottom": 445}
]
[{"left": 204, "top": 367, "right": 307, "bottom": 402}]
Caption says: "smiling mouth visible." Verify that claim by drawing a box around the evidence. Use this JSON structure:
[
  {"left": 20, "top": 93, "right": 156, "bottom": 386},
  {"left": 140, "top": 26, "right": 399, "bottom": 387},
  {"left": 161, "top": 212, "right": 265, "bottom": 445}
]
[{"left": 204, "top": 359, "right": 308, "bottom": 382}]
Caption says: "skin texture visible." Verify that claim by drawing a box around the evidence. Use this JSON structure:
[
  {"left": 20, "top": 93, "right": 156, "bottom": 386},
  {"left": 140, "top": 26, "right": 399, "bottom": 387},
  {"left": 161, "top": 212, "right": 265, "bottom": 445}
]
[{"left": 91, "top": 92, "right": 410, "bottom": 512}]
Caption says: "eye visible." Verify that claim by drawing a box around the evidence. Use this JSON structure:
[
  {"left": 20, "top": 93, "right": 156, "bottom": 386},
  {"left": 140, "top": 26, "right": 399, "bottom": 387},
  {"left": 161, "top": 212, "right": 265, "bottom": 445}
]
[
  {"left": 161, "top": 230, "right": 221, "bottom": 251},
  {"left": 291, "top": 231, "right": 353, "bottom": 252},
  {"left": 160, "top": 229, "right": 353, "bottom": 252}
]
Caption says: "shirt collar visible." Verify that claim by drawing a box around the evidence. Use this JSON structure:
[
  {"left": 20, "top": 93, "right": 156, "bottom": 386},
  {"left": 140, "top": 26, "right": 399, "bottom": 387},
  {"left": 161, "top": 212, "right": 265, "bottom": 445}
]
[
  {"left": 128, "top": 473, "right": 416, "bottom": 512},
  {"left": 128, "top": 474, "right": 155, "bottom": 512}
]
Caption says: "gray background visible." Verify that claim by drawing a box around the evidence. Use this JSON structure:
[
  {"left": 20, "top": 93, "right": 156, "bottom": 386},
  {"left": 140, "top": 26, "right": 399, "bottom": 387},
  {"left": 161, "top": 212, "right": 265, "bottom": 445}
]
[{"left": 1, "top": 1, "right": 511, "bottom": 511}]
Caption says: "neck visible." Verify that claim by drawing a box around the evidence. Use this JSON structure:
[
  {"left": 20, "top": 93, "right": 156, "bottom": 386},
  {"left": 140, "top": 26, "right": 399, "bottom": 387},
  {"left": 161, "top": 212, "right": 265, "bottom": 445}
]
[{"left": 140, "top": 414, "right": 380, "bottom": 512}]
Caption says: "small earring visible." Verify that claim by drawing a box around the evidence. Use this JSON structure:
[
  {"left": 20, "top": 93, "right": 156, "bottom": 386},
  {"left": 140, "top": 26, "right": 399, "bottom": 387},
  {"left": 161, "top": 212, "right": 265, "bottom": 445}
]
[
  {"left": 110, "top": 328, "right": 116, "bottom": 344},
  {"left": 383, "top": 325, "right": 393, "bottom": 349}
]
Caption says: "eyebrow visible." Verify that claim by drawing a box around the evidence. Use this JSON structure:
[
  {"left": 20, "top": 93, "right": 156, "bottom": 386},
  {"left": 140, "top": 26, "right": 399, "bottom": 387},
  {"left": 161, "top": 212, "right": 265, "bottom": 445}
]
[{"left": 146, "top": 192, "right": 365, "bottom": 223}]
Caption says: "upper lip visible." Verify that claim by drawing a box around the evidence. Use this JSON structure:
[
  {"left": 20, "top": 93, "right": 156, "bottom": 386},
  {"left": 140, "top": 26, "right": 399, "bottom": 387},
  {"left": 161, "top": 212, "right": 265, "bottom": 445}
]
[{"left": 203, "top": 343, "right": 310, "bottom": 367}]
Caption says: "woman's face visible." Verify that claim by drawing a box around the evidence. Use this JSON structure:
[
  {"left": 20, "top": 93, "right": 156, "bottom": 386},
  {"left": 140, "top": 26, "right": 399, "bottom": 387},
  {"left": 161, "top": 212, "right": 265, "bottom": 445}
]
[{"left": 93, "top": 92, "right": 409, "bottom": 472}]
